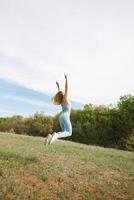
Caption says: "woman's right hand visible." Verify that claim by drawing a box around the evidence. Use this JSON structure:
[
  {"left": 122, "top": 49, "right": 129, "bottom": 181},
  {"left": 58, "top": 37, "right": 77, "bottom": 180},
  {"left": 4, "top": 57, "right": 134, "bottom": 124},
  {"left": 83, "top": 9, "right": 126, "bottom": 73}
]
[
  {"left": 56, "top": 81, "right": 60, "bottom": 91},
  {"left": 56, "top": 81, "right": 59, "bottom": 86},
  {"left": 64, "top": 73, "right": 67, "bottom": 79}
]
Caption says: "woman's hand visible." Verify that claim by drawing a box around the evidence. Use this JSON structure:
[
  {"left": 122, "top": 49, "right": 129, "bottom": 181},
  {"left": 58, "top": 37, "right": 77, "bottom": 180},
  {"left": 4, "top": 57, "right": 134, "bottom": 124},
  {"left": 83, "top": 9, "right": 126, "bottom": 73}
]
[
  {"left": 64, "top": 73, "right": 67, "bottom": 79},
  {"left": 56, "top": 81, "right": 60, "bottom": 86},
  {"left": 56, "top": 81, "right": 60, "bottom": 91}
]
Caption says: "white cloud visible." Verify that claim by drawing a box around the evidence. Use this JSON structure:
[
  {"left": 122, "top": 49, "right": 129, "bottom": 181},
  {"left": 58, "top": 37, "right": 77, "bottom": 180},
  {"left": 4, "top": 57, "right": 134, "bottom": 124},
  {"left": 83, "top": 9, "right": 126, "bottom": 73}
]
[
  {"left": 0, "top": 0, "right": 134, "bottom": 104},
  {"left": 0, "top": 54, "right": 70, "bottom": 97}
]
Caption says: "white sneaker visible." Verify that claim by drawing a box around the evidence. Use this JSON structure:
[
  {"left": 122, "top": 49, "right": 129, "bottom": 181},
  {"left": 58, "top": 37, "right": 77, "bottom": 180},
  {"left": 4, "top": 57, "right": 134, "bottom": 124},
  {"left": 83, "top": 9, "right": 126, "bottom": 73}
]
[
  {"left": 49, "top": 132, "right": 58, "bottom": 144},
  {"left": 44, "top": 134, "right": 52, "bottom": 145}
]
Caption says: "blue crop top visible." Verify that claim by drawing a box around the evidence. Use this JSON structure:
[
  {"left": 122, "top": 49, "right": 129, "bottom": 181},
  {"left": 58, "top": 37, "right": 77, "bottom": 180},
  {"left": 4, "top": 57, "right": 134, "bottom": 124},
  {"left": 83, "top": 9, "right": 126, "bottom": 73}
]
[{"left": 61, "top": 102, "right": 71, "bottom": 113}]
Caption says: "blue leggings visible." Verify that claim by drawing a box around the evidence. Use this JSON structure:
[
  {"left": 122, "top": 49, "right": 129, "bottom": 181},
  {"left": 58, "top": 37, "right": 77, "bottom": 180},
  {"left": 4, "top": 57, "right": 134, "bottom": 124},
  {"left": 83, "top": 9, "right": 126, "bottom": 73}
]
[{"left": 57, "top": 112, "right": 72, "bottom": 138}]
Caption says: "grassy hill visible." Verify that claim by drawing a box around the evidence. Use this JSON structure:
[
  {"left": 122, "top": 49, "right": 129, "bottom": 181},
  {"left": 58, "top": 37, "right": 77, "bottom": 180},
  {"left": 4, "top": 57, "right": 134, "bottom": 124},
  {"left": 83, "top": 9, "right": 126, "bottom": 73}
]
[{"left": 0, "top": 132, "right": 133, "bottom": 200}]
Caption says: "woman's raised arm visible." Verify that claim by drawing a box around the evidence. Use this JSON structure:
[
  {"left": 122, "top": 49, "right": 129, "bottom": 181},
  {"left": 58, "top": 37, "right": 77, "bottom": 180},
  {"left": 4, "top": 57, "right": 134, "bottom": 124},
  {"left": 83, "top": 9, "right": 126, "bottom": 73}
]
[
  {"left": 63, "top": 73, "right": 68, "bottom": 102},
  {"left": 56, "top": 81, "right": 60, "bottom": 92}
]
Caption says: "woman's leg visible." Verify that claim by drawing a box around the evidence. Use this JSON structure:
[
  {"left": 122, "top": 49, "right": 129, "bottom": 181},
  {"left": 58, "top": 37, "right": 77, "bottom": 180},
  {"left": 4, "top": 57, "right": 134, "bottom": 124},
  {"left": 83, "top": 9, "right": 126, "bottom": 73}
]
[
  {"left": 57, "top": 131, "right": 72, "bottom": 138},
  {"left": 49, "top": 113, "right": 72, "bottom": 144},
  {"left": 57, "top": 113, "right": 72, "bottom": 138}
]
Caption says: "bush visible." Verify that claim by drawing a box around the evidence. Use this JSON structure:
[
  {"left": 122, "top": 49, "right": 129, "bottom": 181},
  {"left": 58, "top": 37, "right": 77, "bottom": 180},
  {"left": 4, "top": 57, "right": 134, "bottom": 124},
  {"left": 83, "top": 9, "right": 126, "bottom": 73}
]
[
  {"left": 25, "top": 112, "right": 53, "bottom": 137},
  {"left": 121, "top": 132, "right": 134, "bottom": 151},
  {"left": 70, "top": 95, "right": 134, "bottom": 151}
]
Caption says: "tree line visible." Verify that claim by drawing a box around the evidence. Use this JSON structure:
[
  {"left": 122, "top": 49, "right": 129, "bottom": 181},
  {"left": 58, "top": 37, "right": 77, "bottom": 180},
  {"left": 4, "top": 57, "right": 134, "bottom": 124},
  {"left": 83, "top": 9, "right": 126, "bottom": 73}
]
[{"left": 0, "top": 94, "right": 134, "bottom": 151}]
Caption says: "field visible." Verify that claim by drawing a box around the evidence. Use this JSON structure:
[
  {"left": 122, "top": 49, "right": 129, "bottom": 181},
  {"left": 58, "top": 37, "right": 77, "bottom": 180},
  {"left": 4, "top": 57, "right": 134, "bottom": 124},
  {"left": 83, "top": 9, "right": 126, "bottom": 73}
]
[{"left": 0, "top": 132, "right": 134, "bottom": 200}]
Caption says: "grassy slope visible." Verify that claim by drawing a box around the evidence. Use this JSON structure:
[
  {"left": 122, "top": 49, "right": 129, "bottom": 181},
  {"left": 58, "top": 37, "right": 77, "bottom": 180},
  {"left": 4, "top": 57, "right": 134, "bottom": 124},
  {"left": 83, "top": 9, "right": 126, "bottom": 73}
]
[{"left": 0, "top": 132, "right": 134, "bottom": 200}]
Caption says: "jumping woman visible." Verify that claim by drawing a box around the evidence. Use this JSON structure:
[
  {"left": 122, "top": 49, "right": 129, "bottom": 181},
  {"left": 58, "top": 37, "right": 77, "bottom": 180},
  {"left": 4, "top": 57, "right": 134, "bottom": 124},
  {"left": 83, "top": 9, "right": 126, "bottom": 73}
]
[{"left": 44, "top": 73, "right": 72, "bottom": 145}]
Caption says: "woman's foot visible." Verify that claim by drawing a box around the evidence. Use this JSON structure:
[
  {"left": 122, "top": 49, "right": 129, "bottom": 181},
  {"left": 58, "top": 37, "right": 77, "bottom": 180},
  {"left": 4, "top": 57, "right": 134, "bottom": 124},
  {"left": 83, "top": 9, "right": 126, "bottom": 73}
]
[
  {"left": 44, "top": 134, "right": 52, "bottom": 145},
  {"left": 49, "top": 132, "right": 58, "bottom": 144}
]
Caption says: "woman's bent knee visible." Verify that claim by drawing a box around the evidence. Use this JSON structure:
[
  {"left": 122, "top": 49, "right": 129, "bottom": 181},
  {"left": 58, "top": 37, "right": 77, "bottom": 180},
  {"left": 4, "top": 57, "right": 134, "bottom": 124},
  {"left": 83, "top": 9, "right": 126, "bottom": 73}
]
[{"left": 68, "top": 131, "right": 72, "bottom": 136}]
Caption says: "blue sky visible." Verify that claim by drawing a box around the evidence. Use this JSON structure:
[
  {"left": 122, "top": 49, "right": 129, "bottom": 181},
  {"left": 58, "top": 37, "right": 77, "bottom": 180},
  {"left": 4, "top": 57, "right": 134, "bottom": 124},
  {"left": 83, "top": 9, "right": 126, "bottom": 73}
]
[
  {"left": 0, "top": 79, "right": 83, "bottom": 116},
  {"left": 0, "top": 0, "right": 134, "bottom": 116}
]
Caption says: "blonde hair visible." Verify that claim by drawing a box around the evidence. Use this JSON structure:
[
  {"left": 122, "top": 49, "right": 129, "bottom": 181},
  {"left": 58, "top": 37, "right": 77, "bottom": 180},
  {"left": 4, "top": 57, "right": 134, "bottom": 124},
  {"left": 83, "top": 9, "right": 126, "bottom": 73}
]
[{"left": 52, "top": 91, "right": 64, "bottom": 105}]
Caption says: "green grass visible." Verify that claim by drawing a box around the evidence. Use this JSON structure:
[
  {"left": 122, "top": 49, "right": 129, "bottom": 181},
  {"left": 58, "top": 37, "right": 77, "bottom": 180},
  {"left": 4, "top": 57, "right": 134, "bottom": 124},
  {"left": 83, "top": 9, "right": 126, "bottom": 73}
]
[{"left": 0, "top": 132, "right": 134, "bottom": 200}]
